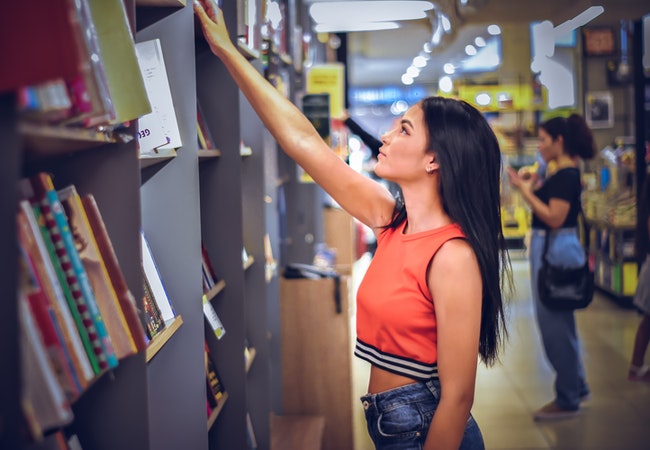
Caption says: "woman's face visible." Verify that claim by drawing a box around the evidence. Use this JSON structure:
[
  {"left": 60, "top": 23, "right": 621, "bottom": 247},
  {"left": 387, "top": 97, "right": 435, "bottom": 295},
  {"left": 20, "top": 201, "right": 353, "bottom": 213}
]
[
  {"left": 374, "top": 104, "right": 431, "bottom": 182},
  {"left": 537, "top": 128, "right": 562, "bottom": 163}
]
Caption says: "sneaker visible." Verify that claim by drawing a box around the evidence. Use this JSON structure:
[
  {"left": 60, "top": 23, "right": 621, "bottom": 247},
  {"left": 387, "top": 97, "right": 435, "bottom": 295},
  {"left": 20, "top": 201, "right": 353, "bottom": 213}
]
[
  {"left": 533, "top": 401, "right": 580, "bottom": 421},
  {"left": 628, "top": 365, "right": 650, "bottom": 382}
]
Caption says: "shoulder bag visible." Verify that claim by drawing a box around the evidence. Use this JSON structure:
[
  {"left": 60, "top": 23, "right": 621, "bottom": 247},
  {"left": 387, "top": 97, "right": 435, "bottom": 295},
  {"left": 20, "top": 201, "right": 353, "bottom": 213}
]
[{"left": 537, "top": 210, "right": 595, "bottom": 311}]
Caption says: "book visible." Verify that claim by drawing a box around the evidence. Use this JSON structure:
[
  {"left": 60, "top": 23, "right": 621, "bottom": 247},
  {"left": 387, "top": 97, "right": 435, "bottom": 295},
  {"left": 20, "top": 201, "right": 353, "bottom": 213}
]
[
  {"left": 196, "top": 101, "right": 215, "bottom": 149},
  {"left": 135, "top": 39, "right": 182, "bottom": 155},
  {"left": 143, "top": 275, "right": 166, "bottom": 341},
  {"left": 57, "top": 185, "right": 137, "bottom": 360},
  {"left": 17, "top": 201, "right": 92, "bottom": 393},
  {"left": 0, "top": 0, "right": 81, "bottom": 92},
  {"left": 81, "top": 194, "right": 147, "bottom": 352},
  {"left": 204, "top": 341, "right": 225, "bottom": 411},
  {"left": 28, "top": 173, "right": 118, "bottom": 371},
  {"left": 201, "top": 243, "right": 218, "bottom": 293},
  {"left": 17, "top": 244, "right": 80, "bottom": 400},
  {"left": 85, "top": 0, "right": 151, "bottom": 124},
  {"left": 18, "top": 260, "right": 74, "bottom": 435},
  {"left": 65, "top": 0, "right": 115, "bottom": 127},
  {"left": 18, "top": 180, "right": 102, "bottom": 376},
  {"left": 141, "top": 231, "right": 177, "bottom": 323},
  {"left": 202, "top": 296, "right": 226, "bottom": 340}
]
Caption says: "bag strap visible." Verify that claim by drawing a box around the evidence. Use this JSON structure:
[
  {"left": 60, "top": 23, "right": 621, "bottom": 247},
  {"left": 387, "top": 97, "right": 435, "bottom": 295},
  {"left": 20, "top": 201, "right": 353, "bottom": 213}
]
[{"left": 542, "top": 199, "right": 589, "bottom": 261}]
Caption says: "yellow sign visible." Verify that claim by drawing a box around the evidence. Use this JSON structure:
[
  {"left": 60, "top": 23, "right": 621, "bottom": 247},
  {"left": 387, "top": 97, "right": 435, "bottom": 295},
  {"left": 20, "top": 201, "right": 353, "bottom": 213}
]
[{"left": 306, "top": 63, "right": 345, "bottom": 119}]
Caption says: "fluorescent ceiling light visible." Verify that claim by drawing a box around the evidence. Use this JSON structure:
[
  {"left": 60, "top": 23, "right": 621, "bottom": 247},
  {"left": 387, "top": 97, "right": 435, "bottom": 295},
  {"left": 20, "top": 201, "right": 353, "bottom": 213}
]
[
  {"left": 309, "top": 1, "right": 433, "bottom": 24},
  {"left": 314, "top": 21, "right": 400, "bottom": 33}
]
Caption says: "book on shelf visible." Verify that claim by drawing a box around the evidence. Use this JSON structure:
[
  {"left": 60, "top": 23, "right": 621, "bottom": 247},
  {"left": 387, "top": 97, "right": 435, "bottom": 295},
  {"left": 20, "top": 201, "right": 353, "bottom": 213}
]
[
  {"left": 85, "top": 0, "right": 151, "bottom": 124},
  {"left": 23, "top": 200, "right": 101, "bottom": 377},
  {"left": 18, "top": 258, "right": 74, "bottom": 437},
  {"left": 0, "top": 0, "right": 82, "bottom": 93},
  {"left": 201, "top": 243, "right": 219, "bottom": 293},
  {"left": 28, "top": 173, "right": 119, "bottom": 371},
  {"left": 19, "top": 174, "right": 115, "bottom": 374},
  {"left": 141, "top": 231, "right": 177, "bottom": 323},
  {"left": 16, "top": 200, "right": 95, "bottom": 390},
  {"left": 81, "top": 194, "right": 147, "bottom": 352},
  {"left": 202, "top": 296, "right": 226, "bottom": 340},
  {"left": 17, "top": 244, "right": 81, "bottom": 401},
  {"left": 134, "top": 38, "right": 182, "bottom": 156},
  {"left": 64, "top": 0, "right": 115, "bottom": 127},
  {"left": 204, "top": 340, "right": 225, "bottom": 414},
  {"left": 57, "top": 185, "right": 138, "bottom": 360},
  {"left": 143, "top": 275, "right": 166, "bottom": 341},
  {"left": 196, "top": 101, "right": 215, "bottom": 150}
]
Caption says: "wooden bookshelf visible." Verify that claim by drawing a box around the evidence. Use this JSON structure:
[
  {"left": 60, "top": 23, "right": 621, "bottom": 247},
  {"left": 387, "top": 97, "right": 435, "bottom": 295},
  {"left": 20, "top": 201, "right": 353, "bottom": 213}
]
[
  {"left": 198, "top": 148, "right": 222, "bottom": 160},
  {"left": 139, "top": 147, "right": 178, "bottom": 168},
  {"left": 204, "top": 279, "right": 226, "bottom": 302},
  {"left": 207, "top": 391, "right": 229, "bottom": 430},
  {"left": 145, "top": 315, "right": 184, "bottom": 362}
]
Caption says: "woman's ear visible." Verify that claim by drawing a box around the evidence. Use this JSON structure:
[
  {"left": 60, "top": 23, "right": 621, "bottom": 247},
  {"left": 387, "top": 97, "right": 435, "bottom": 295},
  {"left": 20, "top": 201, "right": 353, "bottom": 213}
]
[{"left": 426, "top": 155, "right": 439, "bottom": 173}]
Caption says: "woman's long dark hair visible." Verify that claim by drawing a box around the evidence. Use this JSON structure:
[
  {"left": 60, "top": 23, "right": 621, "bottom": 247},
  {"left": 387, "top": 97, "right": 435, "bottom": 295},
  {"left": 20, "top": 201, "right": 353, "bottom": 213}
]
[{"left": 386, "top": 96, "right": 511, "bottom": 366}]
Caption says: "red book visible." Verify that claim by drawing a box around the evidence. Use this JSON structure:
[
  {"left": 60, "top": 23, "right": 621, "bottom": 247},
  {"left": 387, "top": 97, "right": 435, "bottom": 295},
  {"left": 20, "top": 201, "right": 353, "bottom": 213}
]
[
  {"left": 81, "top": 194, "right": 147, "bottom": 352},
  {"left": 18, "top": 246, "right": 80, "bottom": 400}
]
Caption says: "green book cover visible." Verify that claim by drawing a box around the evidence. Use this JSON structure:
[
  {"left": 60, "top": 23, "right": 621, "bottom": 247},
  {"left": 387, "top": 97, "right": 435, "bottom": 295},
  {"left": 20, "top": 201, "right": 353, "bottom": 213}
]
[
  {"left": 86, "top": 0, "right": 151, "bottom": 123},
  {"left": 32, "top": 204, "right": 102, "bottom": 376}
]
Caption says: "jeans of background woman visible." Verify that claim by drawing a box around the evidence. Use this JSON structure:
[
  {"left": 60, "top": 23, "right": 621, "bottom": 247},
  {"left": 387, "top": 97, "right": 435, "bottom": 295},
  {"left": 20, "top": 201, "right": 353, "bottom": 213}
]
[
  {"left": 529, "top": 228, "right": 590, "bottom": 410},
  {"left": 361, "top": 379, "right": 484, "bottom": 450}
]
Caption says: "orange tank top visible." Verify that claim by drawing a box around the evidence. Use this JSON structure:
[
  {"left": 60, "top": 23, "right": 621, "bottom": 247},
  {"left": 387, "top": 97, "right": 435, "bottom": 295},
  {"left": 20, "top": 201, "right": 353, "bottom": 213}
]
[{"left": 355, "top": 220, "right": 466, "bottom": 381}]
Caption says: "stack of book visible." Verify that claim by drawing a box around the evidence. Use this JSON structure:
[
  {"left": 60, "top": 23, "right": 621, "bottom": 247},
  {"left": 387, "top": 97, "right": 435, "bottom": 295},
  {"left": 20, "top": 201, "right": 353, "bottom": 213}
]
[{"left": 16, "top": 172, "right": 164, "bottom": 441}]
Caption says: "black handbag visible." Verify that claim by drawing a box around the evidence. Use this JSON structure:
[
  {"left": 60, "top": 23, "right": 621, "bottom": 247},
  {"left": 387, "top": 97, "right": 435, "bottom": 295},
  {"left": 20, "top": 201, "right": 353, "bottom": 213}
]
[{"left": 537, "top": 211, "right": 595, "bottom": 311}]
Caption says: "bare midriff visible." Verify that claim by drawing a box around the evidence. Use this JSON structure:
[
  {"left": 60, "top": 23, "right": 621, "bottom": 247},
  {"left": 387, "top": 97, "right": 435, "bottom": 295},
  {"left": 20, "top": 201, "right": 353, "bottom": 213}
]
[{"left": 368, "top": 365, "right": 419, "bottom": 394}]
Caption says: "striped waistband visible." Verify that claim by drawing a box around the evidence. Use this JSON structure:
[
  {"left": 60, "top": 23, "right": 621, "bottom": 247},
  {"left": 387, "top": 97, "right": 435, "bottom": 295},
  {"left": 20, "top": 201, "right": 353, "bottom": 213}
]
[{"left": 354, "top": 339, "right": 438, "bottom": 382}]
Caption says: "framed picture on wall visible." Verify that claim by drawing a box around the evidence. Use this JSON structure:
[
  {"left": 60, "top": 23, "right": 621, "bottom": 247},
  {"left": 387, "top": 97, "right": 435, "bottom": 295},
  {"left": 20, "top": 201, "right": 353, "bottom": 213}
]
[
  {"left": 582, "top": 27, "right": 616, "bottom": 56},
  {"left": 585, "top": 91, "right": 614, "bottom": 129}
]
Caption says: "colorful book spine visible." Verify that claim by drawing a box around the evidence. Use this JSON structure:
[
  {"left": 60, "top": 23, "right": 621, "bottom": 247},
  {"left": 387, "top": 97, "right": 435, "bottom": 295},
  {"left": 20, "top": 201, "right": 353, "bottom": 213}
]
[
  {"left": 58, "top": 185, "right": 137, "bottom": 360},
  {"left": 18, "top": 246, "right": 81, "bottom": 399},
  {"left": 17, "top": 201, "right": 91, "bottom": 392},
  {"left": 30, "top": 173, "right": 118, "bottom": 370},
  {"left": 19, "top": 178, "right": 102, "bottom": 377}
]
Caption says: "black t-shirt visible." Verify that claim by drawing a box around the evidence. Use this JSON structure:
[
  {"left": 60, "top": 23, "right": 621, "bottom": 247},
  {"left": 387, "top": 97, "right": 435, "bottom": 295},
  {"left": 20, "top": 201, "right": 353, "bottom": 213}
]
[{"left": 531, "top": 167, "right": 582, "bottom": 230}]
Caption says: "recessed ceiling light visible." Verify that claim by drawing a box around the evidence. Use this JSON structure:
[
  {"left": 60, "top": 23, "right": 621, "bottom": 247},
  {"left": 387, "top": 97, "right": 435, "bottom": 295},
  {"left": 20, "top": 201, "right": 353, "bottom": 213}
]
[{"left": 487, "top": 24, "right": 501, "bottom": 35}]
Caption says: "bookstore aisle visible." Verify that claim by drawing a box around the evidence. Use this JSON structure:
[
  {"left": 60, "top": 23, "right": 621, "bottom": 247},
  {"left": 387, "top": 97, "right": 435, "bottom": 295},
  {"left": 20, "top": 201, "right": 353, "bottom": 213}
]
[{"left": 350, "top": 253, "right": 650, "bottom": 450}]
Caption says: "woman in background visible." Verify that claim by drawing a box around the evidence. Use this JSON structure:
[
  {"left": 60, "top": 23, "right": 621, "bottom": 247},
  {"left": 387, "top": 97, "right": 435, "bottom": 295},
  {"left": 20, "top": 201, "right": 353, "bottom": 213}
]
[
  {"left": 507, "top": 114, "right": 596, "bottom": 420},
  {"left": 195, "top": 2, "right": 511, "bottom": 448}
]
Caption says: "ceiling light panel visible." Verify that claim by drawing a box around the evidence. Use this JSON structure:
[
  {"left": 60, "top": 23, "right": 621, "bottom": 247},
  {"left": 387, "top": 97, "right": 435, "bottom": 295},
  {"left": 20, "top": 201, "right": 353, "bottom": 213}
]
[{"left": 309, "top": 1, "right": 434, "bottom": 24}]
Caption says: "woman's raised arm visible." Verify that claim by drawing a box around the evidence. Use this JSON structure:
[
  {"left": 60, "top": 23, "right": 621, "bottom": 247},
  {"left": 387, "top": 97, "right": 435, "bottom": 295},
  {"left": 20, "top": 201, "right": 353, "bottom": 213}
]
[{"left": 194, "top": 0, "right": 395, "bottom": 229}]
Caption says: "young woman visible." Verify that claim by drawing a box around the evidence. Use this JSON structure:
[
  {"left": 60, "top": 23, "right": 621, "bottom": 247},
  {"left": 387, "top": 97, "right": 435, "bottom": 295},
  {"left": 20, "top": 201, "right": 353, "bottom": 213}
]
[
  {"left": 507, "top": 114, "right": 596, "bottom": 420},
  {"left": 195, "top": 2, "right": 511, "bottom": 448}
]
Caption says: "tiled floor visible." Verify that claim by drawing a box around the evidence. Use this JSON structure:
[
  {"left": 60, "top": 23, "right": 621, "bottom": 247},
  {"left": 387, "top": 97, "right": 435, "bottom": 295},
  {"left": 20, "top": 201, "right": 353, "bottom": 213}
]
[{"left": 350, "top": 252, "right": 650, "bottom": 450}]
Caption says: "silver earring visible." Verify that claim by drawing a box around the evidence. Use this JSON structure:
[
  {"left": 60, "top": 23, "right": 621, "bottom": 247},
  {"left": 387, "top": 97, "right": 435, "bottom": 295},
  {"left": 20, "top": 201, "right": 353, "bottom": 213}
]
[{"left": 426, "top": 167, "right": 433, "bottom": 174}]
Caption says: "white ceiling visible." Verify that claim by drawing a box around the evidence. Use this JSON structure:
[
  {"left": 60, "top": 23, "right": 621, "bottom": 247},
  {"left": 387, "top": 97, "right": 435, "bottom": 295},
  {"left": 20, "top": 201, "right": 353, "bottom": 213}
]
[{"left": 303, "top": 0, "right": 650, "bottom": 87}]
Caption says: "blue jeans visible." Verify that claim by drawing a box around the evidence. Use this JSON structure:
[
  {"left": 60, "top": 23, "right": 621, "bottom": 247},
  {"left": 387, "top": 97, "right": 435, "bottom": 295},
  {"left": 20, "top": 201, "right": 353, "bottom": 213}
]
[
  {"left": 530, "top": 228, "right": 590, "bottom": 410},
  {"left": 360, "top": 379, "right": 484, "bottom": 449}
]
